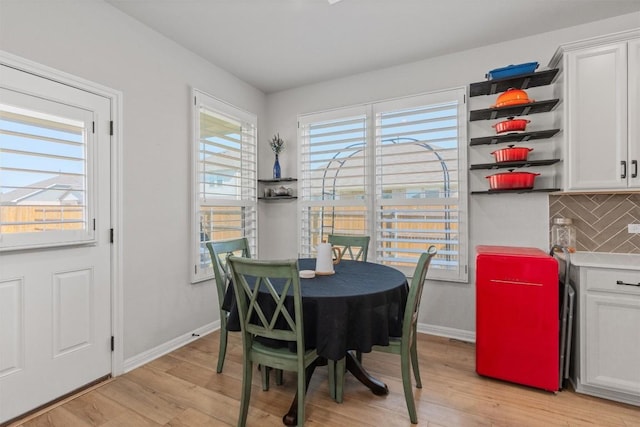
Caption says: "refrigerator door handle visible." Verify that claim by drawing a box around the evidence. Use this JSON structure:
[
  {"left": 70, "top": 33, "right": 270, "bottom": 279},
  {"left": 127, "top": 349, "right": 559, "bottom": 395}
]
[{"left": 489, "top": 279, "right": 543, "bottom": 287}]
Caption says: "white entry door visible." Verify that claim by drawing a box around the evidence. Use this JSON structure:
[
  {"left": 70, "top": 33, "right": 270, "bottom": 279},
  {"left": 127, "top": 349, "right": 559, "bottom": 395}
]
[{"left": 0, "top": 64, "right": 112, "bottom": 423}]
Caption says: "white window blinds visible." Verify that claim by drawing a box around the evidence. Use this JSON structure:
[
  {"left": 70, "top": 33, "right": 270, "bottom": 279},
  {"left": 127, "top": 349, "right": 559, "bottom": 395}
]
[
  {"left": 374, "top": 92, "right": 466, "bottom": 279},
  {"left": 198, "top": 107, "right": 256, "bottom": 203},
  {"left": 192, "top": 90, "right": 257, "bottom": 282},
  {"left": 299, "top": 90, "right": 468, "bottom": 282},
  {"left": 299, "top": 107, "right": 368, "bottom": 257},
  {"left": 0, "top": 93, "right": 95, "bottom": 250}
]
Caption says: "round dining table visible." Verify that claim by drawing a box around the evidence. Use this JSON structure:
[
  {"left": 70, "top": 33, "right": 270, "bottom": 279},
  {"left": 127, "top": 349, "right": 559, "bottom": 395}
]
[
  {"left": 224, "top": 258, "right": 408, "bottom": 360},
  {"left": 223, "top": 258, "right": 409, "bottom": 425}
]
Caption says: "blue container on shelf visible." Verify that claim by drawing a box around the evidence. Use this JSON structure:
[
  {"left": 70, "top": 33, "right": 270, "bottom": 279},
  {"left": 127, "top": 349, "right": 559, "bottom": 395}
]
[{"left": 486, "top": 62, "right": 539, "bottom": 80}]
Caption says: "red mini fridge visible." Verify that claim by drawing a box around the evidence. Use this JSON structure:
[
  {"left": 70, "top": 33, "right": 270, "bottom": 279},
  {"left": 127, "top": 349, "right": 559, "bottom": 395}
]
[{"left": 476, "top": 245, "right": 559, "bottom": 392}]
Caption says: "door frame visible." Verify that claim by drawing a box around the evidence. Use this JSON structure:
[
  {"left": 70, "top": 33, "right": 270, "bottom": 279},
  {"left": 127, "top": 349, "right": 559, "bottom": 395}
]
[{"left": 0, "top": 50, "right": 125, "bottom": 376}]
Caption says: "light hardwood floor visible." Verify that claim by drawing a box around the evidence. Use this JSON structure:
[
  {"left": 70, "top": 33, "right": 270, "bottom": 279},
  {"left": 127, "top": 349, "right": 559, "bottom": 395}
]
[{"left": 8, "top": 332, "right": 640, "bottom": 426}]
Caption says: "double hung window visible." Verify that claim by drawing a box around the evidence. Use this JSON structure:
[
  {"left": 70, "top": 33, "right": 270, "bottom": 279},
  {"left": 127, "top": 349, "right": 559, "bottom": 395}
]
[
  {"left": 298, "top": 89, "right": 467, "bottom": 281},
  {"left": 191, "top": 90, "right": 257, "bottom": 282}
]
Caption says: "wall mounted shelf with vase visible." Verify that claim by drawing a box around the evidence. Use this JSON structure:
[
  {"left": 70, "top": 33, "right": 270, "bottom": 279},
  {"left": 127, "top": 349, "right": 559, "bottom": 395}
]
[{"left": 258, "top": 178, "right": 298, "bottom": 201}]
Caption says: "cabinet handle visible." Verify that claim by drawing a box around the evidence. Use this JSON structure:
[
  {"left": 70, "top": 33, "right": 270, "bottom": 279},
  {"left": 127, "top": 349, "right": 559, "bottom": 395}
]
[
  {"left": 616, "top": 280, "right": 640, "bottom": 287},
  {"left": 621, "top": 160, "right": 627, "bottom": 179},
  {"left": 632, "top": 160, "right": 638, "bottom": 179}
]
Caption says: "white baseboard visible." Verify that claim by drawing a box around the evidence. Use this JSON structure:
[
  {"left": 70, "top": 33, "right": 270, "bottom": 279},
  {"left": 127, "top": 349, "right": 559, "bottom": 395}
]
[
  {"left": 418, "top": 322, "right": 476, "bottom": 343},
  {"left": 123, "top": 321, "right": 219, "bottom": 373},
  {"left": 122, "top": 320, "right": 472, "bottom": 374}
]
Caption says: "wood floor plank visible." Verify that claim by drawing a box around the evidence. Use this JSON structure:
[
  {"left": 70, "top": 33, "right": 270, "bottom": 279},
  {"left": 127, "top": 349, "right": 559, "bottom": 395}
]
[
  {"left": 18, "top": 406, "right": 91, "bottom": 427},
  {"left": 55, "top": 392, "right": 129, "bottom": 426},
  {"left": 143, "top": 353, "right": 184, "bottom": 373},
  {"left": 10, "top": 331, "right": 640, "bottom": 426},
  {"left": 164, "top": 407, "right": 227, "bottom": 426},
  {"left": 95, "top": 376, "right": 187, "bottom": 424},
  {"left": 98, "top": 410, "right": 162, "bottom": 427},
  {"left": 124, "top": 365, "right": 240, "bottom": 424}
]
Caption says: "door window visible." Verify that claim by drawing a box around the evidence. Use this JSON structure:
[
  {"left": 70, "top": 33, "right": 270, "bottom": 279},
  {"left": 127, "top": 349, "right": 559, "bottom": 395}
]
[{"left": 0, "top": 86, "right": 96, "bottom": 250}]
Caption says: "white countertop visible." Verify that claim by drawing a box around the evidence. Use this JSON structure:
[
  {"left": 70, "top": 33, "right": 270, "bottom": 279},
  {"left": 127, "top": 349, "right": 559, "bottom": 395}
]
[{"left": 563, "top": 252, "right": 640, "bottom": 270}]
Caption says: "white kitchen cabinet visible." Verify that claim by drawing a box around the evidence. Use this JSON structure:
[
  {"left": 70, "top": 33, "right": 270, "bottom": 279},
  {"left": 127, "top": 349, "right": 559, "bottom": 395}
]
[
  {"left": 629, "top": 37, "right": 640, "bottom": 187},
  {"left": 570, "top": 262, "right": 640, "bottom": 406},
  {"left": 551, "top": 30, "right": 640, "bottom": 191}
]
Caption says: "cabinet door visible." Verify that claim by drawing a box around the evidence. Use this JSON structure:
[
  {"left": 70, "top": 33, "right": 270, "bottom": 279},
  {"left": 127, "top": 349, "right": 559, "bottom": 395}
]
[
  {"left": 584, "top": 293, "right": 640, "bottom": 396},
  {"left": 566, "top": 43, "right": 628, "bottom": 190},
  {"left": 629, "top": 38, "right": 640, "bottom": 189}
]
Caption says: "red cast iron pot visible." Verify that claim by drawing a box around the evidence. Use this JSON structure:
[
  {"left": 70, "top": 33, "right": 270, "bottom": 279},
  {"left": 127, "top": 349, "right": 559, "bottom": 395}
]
[
  {"left": 492, "top": 118, "right": 530, "bottom": 134},
  {"left": 492, "top": 88, "right": 533, "bottom": 108},
  {"left": 491, "top": 145, "right": 534, "bottom": 163},
  {"left": 486, "top": 170, "right": 540, "bottom": 190}
]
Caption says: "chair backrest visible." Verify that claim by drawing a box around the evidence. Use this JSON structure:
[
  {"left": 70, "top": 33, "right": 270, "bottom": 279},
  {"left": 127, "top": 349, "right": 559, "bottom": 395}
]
[
  {"left": 402, "top": 246, "right": 437, "bottom": 339},
  {"left": 227, "top": 256, "right": 305, "bottom": 352},
  {"left": 328, "top": 234, "right": 370, "bottom": 261},
  {"left": 206, "top": 238, "right": 251, "bottom": 311}
]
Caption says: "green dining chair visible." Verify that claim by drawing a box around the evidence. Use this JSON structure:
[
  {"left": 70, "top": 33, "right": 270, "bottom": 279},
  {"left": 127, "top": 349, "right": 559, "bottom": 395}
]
[
  {"left": 227, "top": 256, "right": 319, "bottom": 427},
  {"left": 206, "top": 238, "right": 251, "bottom": 373},
  {"left": 327, "top": 234, "right": 370, "bottom": 261},
  {"left": 334, "top": 246, "right": 437, "bottom": 425}
]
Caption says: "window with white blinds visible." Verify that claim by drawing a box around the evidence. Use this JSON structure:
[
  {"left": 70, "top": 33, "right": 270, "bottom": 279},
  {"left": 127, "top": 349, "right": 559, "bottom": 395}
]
[
  {"left": 192, "top": 89, "right": 257, "bottom": 282},
  {"left": 299, "top": 89, "right": 468, "bottom": 282},
  {"left": 0, "top": 96, "right": 95, "bottom": 250},
  {"left": 298, "top": 107, "right": 369, "bottom": 257}
]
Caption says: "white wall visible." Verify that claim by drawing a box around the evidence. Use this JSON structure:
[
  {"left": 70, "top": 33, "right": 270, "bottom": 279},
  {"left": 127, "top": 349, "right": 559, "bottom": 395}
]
[
  {"left": 263, "top": 12, "right": 640, "bottom": 338},
  {"left": 0, "top": 0, "right": 266, "bottom": 360}
]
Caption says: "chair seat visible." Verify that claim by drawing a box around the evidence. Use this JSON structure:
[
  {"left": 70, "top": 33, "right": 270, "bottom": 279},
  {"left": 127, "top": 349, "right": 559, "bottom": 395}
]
[
  {"left": 251, "top": 341, "right": 318, "bottom": 371},
  {"left": 372, "top": 337, "right": 402, "bottom": 354},
  {"left": 371, "top": 337, "right": 402, "bottom": 353}
]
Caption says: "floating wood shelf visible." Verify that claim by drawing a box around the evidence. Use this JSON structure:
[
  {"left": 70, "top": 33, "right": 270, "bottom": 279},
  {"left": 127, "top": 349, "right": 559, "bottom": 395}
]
[
  {"left": 470, "top": 99, "right": 560, "bottom": 121},
  {"left": 469, "top": 129, "right": 561, "bottom": 146},
  {"left": 257, "top": 178, "right": 297, "bottom": 183},
  {"left": 469, "top": 69, "right": 559, "bottom": 97},
  {"left": 471, "top": 188, "right": 561, "bottom": 195},
  {"left": 258, "top": 196, "right": 298, "bottom": 201},
  {"left": 470, "top": 158, "right": 561, "bottom": 170}
]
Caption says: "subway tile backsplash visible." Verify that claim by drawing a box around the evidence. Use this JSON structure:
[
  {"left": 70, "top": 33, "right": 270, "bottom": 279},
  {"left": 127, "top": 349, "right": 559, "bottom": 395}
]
[{"left": 549, "top": 193, "right": 640, "bottom": 254}]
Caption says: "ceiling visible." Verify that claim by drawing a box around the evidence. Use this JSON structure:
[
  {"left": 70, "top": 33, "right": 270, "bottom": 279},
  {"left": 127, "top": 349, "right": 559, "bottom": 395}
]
[{"left": 106, "top": 0, "right": 640, "bottom": 93}]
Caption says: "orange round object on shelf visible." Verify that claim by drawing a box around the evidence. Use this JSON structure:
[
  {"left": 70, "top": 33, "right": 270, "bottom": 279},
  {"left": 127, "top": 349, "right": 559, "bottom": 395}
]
[{"left": 492, "top": 88, "right": 533, "bottom": 108}]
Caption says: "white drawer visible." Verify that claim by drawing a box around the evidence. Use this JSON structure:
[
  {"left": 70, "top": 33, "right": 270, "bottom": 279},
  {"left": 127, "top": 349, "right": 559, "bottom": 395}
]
[{"left": 585, "top": 267, "right": 640, "bottom": 295}]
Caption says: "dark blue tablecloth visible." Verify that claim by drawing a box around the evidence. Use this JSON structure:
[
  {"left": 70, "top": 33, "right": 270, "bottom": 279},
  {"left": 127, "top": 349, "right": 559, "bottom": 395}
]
[{"left": 223, "top": 259, "right": 409, "bottom": 361}]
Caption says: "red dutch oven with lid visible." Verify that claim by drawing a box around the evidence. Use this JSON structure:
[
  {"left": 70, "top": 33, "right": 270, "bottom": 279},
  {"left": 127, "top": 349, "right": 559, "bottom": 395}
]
[
  {"left": 492, "top": 88, "right": 534, "bottom": 108},
  {"left": 491, "top": 145, "right": 533, "bottom": 163},
  {"left": 486, "top": 170, "right": 540, "bottom": 190}
]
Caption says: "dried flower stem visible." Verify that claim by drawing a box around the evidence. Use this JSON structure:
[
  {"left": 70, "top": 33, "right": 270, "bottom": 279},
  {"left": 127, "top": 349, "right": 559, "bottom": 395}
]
[{"left": 270, "top": 133, "right": 285, "bottom": 154}]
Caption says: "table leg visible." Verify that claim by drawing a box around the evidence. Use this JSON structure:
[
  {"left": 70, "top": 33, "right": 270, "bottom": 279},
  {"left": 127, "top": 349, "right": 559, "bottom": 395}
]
[
  {"left": 282, "top": 361, "right": 318, "bottom": 426},
  {"left": 282, "top": 353, "right": 388, "bottom": 425},
  {"left": 345, "top": 351, "right": 389, "bottom": 396}
]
